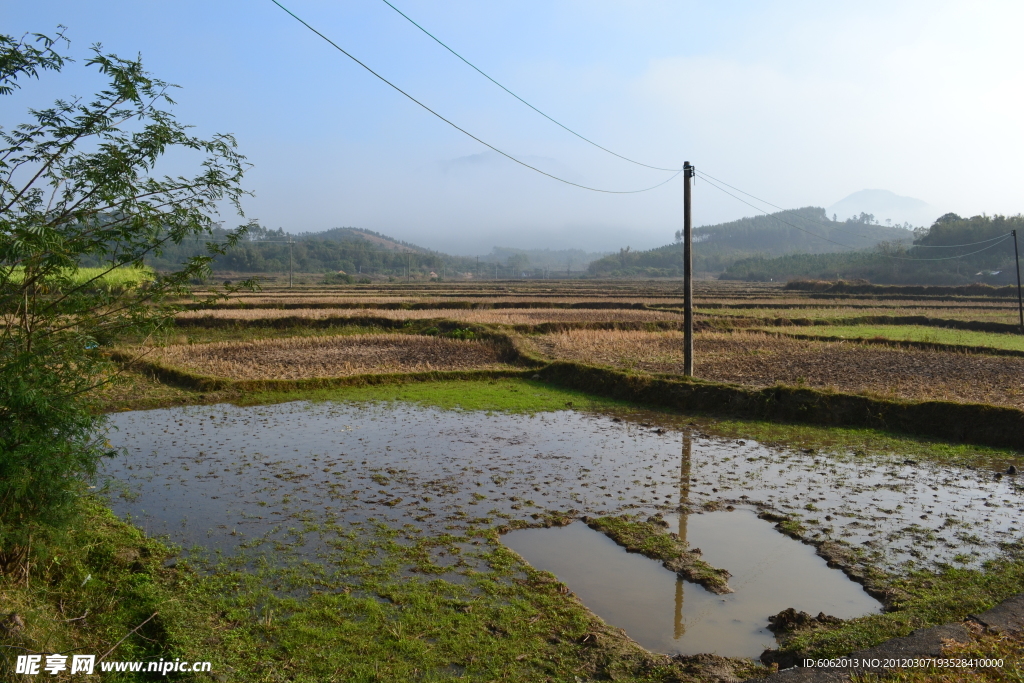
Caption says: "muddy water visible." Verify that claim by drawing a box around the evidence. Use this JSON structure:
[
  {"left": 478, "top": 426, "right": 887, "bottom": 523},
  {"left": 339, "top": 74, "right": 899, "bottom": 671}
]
[
  {"left": 505, "top": 511, "right": 879, "bottom": 658},
  {"left": 102, "top": 401, "right": 1022, "bottom": 570}
]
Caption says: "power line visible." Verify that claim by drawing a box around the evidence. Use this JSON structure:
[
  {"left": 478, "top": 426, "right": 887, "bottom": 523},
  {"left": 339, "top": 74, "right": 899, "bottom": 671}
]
[
  {"left": 698, "top": 174, "right": 1014, "bottom": 261},
  {"left": 903, "top": 232, "right": 1011, "bottom": 249},
  {"left": 867, "top": 234, "right": 1014, "bottom": 261},
  {"left": 270, "top": 0, "right": 683, "bottom": 194},
  {"left": 379, "top": 0, "right": 682, "bottom": 173},
  {"left": 883, "top": 234, "right": 1012, "bottom": 261},
  {"left": 697, "top": 169, "right": 1011, "bottom": 249},
  {"left": 697, "top": 170, "right": 908, "bottom": 243},
  {"left": 697, "top": 174, "right": 852, "bottom": 249}
]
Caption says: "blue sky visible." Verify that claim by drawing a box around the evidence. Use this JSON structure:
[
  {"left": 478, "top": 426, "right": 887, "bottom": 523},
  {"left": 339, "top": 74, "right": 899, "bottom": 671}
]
[{"left": 6, "top": 1, "right": 1023, "bottom": 253}]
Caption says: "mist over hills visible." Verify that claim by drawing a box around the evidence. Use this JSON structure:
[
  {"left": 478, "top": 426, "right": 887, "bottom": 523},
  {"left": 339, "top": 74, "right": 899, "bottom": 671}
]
[
  {"left": 587, "top": 207, "right": 912, "bottom": 277},
  {"left": 143, "top": 224, "right": 608, "bottom": 277},
  {"left": 144, "top": 198, "right": 949, "bottom": 280},
  {"left": 827, "top": 189, "right": 938, "bottom": 228}
]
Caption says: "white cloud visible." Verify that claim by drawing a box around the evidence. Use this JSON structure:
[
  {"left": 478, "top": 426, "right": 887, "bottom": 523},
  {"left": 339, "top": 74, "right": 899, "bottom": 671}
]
[{"left": 631, "top": 1, "right": 1024, "bottom": 221}]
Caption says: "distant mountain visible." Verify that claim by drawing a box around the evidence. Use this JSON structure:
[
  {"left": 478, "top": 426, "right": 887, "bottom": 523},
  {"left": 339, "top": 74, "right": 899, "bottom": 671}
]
[
  {"left": 827, "top": 189, "right": 937, "bottom": 228},
  {"left": 587, "top": 207, "right": 912, "bottom": 277}
]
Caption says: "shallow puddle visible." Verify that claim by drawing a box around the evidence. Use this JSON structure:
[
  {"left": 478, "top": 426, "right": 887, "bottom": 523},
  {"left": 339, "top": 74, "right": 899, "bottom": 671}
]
[
  {"left": 504, "top": 510, "right": 879, "bottom": 658},
  {"left": 102, "top": 401, "right": 1022, "bottom": 572}
]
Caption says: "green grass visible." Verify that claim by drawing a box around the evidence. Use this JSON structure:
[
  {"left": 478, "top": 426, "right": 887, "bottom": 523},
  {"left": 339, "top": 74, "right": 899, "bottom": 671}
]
[
  {"left": 242, "top": 378, "right": 628, "bottom": 414},
  {"left": 856, "top": 631, "right": 1024, "bottom": 682},
  {"left": 768, "top": 324, "right": 1024, "bottom": 351},
  {"left": 0, "top": 497, "right": 762, "bottom": 682},
  {"left": 585, "top": 515, "right": 732, "bottom": 594},
  {"left": 698, "top": 306, "right": 1021, "bottom": 324},
  {"left": 0, "top": 498, "right": 209, "bottom": 681},
  {"left": 777, "top": 556, "right": 1024, "bottom": 661},
  {"left": 689, "top": 415, "right": 1022, "bottom": 466}
]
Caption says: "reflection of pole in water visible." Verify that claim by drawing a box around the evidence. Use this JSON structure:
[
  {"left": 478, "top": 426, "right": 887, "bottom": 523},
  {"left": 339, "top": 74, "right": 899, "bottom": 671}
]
[{"left": 674, "top": 433, "right": 693, "bottom": 639}]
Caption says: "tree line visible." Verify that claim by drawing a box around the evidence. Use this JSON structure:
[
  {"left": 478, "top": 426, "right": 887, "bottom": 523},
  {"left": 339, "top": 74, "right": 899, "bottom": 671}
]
[
  {"left": 586, "top": 207, "right": 913, "bottom": 277},
  {"left": 720, "top": 213, "right": 1024, "bottom": 284}
]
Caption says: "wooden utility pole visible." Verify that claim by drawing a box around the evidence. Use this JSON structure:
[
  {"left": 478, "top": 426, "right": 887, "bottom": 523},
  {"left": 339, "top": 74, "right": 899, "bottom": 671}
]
[
  {"left": 288, "top": 239, "right": 293, "bottom": 288},
  {"left": 1014, "top": 230, "right": 1023, "bottom": 329},
  {"left": 683, "top": 161, "right": 694, "bottom": 376}
]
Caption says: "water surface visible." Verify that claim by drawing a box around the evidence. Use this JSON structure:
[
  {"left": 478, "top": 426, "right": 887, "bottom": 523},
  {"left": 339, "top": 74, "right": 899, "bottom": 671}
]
[
  {"left": 504, "top": 510, "right": 879, "bottom": 658},
  {"left": 101, "top": 401, "right": 1022, "bottom": 570}
]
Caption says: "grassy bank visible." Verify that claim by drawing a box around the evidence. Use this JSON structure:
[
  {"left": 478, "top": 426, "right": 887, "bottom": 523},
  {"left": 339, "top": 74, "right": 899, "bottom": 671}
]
[
  {"left": 0, "top": 497, "right": 763, "bottom": 682},
  {"left": 771, "top": 556, "right": 1024, "bottom": 662},
  {"left": 768, "top": 324, "right": 1024, "bottom": 352}
]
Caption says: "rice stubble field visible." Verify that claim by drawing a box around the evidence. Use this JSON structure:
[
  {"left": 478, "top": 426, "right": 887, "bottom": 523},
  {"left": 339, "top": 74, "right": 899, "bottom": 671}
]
[
  {"left": 145, "top": 333, "right": 510, "bottom": 380},
  {"left": 525, "top": 329, "right": 1024, "bottom": 408}
]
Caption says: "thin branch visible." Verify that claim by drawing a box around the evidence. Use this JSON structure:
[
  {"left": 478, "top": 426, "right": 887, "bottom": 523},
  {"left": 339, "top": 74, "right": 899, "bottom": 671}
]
[
  {"left": 60, "top": 610, "right": 89, "bottom": 623},
  {"left": 97, "top": 612, "right": 158, "bottom": 662},
  {"left": 0, "top": 95, "right": 129, "bottom": 215}
]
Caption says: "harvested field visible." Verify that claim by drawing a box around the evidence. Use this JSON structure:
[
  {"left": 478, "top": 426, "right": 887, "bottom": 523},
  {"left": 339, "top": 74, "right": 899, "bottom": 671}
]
[
  {"left": 186, "top": 296, "right": 692, "bottom": 308},
  {"left": 701, "top": 305, "right": 1021, "bottom": 323},
  {"left": 146, "top": 334, "right": 508, "bottom": 380},
  {"left": 526, "top": 329, "right": 1024, "bottom": 409},
  {"left": 176, "top": 307, "right": 683, "bottom": 325}
]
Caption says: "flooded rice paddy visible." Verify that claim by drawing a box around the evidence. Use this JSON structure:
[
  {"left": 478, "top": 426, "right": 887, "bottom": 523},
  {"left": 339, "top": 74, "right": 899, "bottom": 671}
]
[
  {"left": 102, "top": 400, "right": 1023, "bottom": 655},
  {"left": 504, "top": 512, "right": 879, "bottom": 658}
]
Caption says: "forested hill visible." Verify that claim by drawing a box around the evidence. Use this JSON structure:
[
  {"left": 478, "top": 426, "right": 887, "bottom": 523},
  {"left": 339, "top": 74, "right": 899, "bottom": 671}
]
[
  {"left": 141, "top": 225, "right": 478, "bottom": 277},
  {"left": 720, "top": 213, "right": 1024, "bottom": 285},
  {"left": 587, "top": 207, "right": 913, "bottom": 277},
  {"left": 299, "top": 227, "right": 423, "bottom": 253}
]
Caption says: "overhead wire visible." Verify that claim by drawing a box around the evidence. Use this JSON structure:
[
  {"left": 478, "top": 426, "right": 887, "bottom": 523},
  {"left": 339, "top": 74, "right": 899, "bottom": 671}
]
[
  {"left": 696, "top": 174, "right": 853, "bottom": 249},
  {"left": 696, "top": 170, "right": 899, "bottom": 243},
  {"left": 270, "top": 0, "right": 683, "bottom": 194},
  {"left": 879, "top": 234, "right": 1013, "bottom": 261},
  {"left": 269, "top": 0, "right": 1005, "bottom": 261},
  {"left": 378, "top": 0, "right": 683, "bottom": 172},
  {"left": 697, "top": 169, "right": 1011, "bottom": 249},
  {"left": 697, "top": 174, "right": 1014, "bottom": 261}
]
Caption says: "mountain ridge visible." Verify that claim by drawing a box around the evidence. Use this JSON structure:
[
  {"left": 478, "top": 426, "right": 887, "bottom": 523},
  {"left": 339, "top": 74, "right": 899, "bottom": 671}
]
[{"left": 587, "top": 207, "right": 913, "bottom": 276}]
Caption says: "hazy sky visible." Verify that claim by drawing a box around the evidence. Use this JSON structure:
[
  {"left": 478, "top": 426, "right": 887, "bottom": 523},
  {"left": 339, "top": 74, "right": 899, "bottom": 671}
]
[{"left": 6, "top": 1, "right": 1024, "bottom": 253}]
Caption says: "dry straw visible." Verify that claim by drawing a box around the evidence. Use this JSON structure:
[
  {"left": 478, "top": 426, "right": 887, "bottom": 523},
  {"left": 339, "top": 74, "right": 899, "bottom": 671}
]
[
  {"left": 528, "top": 329, "right": 1024, "bottom": 409},
  {"left": 148, "top": 334, "right": 506, "bottom": 380},
  {"left": 176, "top": 307, "right": 683, "bottom": 324}
]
